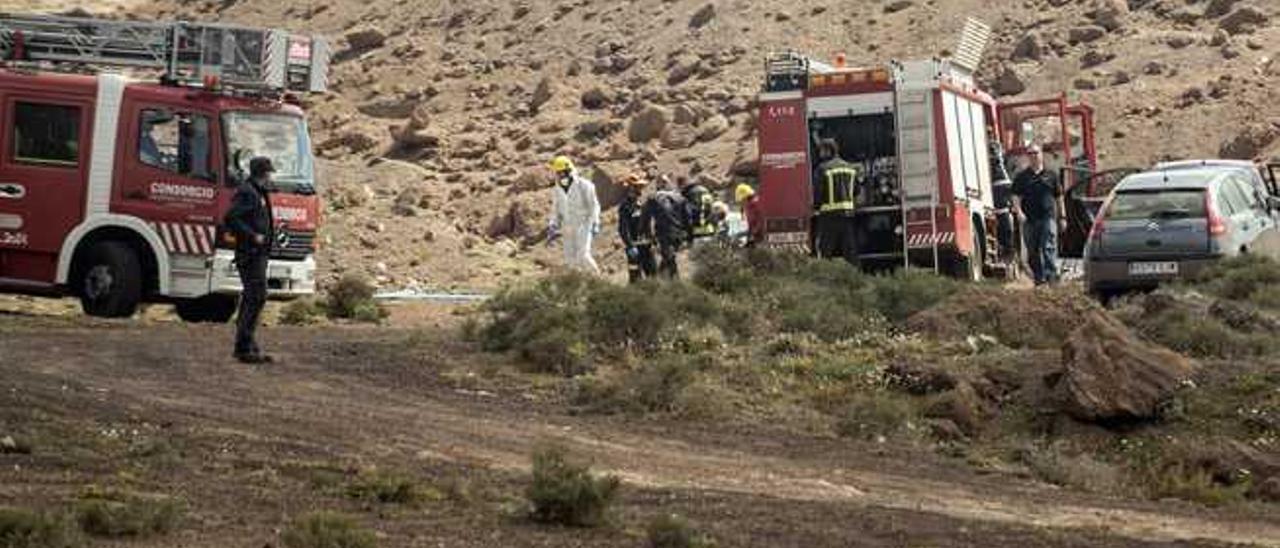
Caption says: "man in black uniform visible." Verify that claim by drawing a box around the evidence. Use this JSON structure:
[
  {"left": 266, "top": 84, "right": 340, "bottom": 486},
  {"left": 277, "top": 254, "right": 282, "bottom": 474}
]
[
  {"left": 643, "top": 177, "right": 688, "bottom": 279},
  {"left": 812, "top": 139, "right": 862, "bottom": 266},
  {"left": 988, "top": 138, "right": 1016, "bottom": 260},
  {"left": 617, "top": 175, "right": 657, "bottom": 283},
  {"left": 1011, "top": 145, "right": 1064, "bottom": 286},
  {"left": 224, "top": 157, "right": 276, "bottom": 364}
]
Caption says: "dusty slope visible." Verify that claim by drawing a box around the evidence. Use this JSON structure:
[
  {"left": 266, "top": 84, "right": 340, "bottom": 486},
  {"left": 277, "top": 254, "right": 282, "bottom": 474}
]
[
  {"left": 3, "top": 316, "right": 1279, "bottom": 546},
  {"left": 108, "top": 0, "right": 1280, "bottom": 288}
]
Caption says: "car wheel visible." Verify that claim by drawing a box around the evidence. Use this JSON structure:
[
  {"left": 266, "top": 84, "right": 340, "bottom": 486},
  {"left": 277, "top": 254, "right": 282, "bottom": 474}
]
[{"left": 77, "top": 241, "right": 143, "bottom": 318}]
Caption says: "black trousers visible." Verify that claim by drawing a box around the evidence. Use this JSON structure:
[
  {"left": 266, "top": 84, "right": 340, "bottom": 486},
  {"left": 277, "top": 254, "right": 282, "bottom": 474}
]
[
  {"left": 627, "top": 243, "right": 658, "bottom": 283},
  {"left": 814, "top": 214, "right": 859, "bottom": 267},
  {"left": 657, "top": 238, "right": 680, "bottom": 279},
  {"left": 234, "top": 251, "right": 268, "bottom": 356}
]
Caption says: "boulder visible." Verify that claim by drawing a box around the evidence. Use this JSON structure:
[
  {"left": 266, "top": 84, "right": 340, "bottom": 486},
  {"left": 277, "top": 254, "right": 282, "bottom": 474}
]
[
  {"left": 1050, "top": 310, "right": 1197, "bottom": 422},
  {"left": 1206, "top": 0, "right": 1240, "bottom": 18},
  {"left": 345, "top": 26, "right": 387, "bottom": 51},
  {"left": 1068, "top": 25, "right": 1107, "bottom": 45},
  {"left": 991, "top": 66, "right": 1027, "bottom": 96},
  {"left": 580, "top": 87, "right": 612, "bottom": 110},
  {"left": 660, "top": 125, "right": 699, "bottom": 150},
  {"left": 320, "top": 130, "right": 378, "bottom": 154},
  {"left": 628, "top": 104, "right": 672, "bottom": 143},
  {"left": 530, "top": 76, "right": 555, "bottom": 114},
  {"left": 1090, "top": 0, "right": 1129, "bottom": 31},
  {"left": 668, "top": 56, "right": 701, "bottom": 85},
  {"left": 1219, "top": 6, "right": 1268, "bottom": 35},
  {"left": 1073, "top": 77, "right": 1099, "bottom": 91},
  {"left": 1080, "top": 49, "right": 1115, "bottom": 68},
  {"left": 513, "top": 170, "right": 548, "bottom": 192},
  {"left": 689, "top": 3, "right": 716, "bottom": 29},
  {"left": 884, "top": 0, "right": 915, "bottom": 14},
  {"left": 1011, "top": 33, "right": 1045, "bottom": 62},
  {"left": 485, "top": 202, "right": 538, "bottom": 241},
  {"left": 698, "top": 114, "right": 731, "bottom": 142},
  {"left": 1219, "top": 123, "right": 1279, "bottom": 160},
  {"left": 673, "top": 104, "right": 701, "bottom": 126}
]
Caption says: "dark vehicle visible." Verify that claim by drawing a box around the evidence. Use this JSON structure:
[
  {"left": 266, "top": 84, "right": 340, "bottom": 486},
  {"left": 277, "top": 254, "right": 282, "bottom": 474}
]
[{"left": 1085, "top": 167, "right": 1280, "bottom": 297}]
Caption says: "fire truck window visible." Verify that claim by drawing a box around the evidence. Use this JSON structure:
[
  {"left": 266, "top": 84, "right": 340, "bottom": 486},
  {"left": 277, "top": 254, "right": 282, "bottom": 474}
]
[
  {"left": 12, "top": 102, "right": 81, "bottom": 167},
  {"left": 139, "top": 109, "right": 212, "bottom": 180}
]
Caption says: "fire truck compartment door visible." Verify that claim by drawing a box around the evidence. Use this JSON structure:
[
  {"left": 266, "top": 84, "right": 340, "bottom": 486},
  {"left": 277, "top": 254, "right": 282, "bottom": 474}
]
[
  {"left": 941, "top": 91, "right": 991, "bottom": 207},
  {"left": 806, "top": 93, "right": 893, "bottom": 118},
  {"left": 894, "top": 89, "right": 936, "bottom": 206},
  {"left": 757, "top": 91, "right": 811, "bottom": 224}
]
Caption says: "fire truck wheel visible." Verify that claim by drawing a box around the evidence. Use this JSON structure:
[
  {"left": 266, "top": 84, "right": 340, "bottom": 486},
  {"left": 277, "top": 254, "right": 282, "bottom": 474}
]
[
  {"left": 175, "top": 295, "right": 238, "bottom": 323},
  {"left": 77, "top": 241, "right": 143, "bottom": 318}
]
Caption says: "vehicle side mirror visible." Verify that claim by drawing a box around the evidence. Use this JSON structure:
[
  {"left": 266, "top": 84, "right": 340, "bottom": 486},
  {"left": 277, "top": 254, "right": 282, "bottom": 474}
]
[
  {"left": 226, "top": 148, "right": 248, "bottom": 188},
  {"left": 1267, "top": 196, "right": 1280, "bottom": 211}
]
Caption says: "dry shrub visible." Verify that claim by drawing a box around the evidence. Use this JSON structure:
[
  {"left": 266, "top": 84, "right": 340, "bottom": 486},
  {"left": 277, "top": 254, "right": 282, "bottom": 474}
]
[
  {"left": 282, "top": 512, "right": 376, "bottom": 548},
  {"left": 73, "top": 489, "right": 182, "bottom": 538},
  {"left": 647, "top": 514, "right": 718, "bottom": 548},
  {"left": 326, "top": 274, "right": 388, "bottom": 323},
  {"left": 0, "top": 507, "right": 82, "bottom": 548},
  {"left": 526, "top": 445, "right": 620, "bottom": 528}
]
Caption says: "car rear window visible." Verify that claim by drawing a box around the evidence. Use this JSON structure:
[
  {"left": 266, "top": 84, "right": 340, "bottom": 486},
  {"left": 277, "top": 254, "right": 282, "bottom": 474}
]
[{"left": 1106, "top": 189, "right": 1206, "bottom": 221}]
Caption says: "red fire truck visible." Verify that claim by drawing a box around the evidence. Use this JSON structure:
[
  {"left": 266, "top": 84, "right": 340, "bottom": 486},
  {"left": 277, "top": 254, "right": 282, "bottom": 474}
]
[
  {"left": 0, "top": 14, "right": 328, "bottom": 321},
  {"left": 755, "top": 20, "right": 1099, "bottom": 279}
]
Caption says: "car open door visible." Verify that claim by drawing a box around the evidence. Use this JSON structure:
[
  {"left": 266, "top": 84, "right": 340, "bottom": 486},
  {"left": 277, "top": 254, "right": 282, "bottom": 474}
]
[{"left": 1058, "top": 167, "right": 1139, "bottom": 258}]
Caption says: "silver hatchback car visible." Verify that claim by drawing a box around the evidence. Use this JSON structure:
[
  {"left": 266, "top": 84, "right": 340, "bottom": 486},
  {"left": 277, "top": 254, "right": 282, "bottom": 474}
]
[{"left": 1085, "top": 167, "right": 1280, "bottom": 297}]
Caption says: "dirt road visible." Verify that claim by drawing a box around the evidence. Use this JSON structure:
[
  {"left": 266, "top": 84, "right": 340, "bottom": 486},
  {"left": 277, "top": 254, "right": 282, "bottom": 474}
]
[{"left": 2, "top": 312, "right": 1279, "bottom": 546}]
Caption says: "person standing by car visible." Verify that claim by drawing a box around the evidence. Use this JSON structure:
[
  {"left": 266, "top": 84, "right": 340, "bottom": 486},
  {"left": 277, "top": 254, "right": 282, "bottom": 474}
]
[
  {"left": 736, "top": 183, "right": 764, "bottom": 247},
  {"left": 223, "top": 157, "right": 276, "bottom": 364},
  {"left": 812, "top": 139, "right": 862, "bottom": 266},
  {"left": 1012, "top": 145, "right": 1066, "bottom": 285}
]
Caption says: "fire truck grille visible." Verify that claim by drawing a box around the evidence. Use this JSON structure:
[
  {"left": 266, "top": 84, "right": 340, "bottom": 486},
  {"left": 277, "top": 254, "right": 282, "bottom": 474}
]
[{"left": 271, "top": 229, "right": 315, "bottom": 261}]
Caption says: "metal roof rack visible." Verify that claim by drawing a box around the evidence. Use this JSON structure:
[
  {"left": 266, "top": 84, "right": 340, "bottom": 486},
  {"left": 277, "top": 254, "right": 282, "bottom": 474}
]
[{"left": 0, "top": 13, "right": 329, "bottom": 95}]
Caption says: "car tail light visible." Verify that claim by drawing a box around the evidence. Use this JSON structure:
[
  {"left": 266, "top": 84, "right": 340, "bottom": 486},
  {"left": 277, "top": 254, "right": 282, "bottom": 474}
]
[
  {"left": 1205, "top": 191, "right": 1228, "bottom": 236},
  {"left": 1089, "top": 198, "right": 1112, "bottom": 242}
]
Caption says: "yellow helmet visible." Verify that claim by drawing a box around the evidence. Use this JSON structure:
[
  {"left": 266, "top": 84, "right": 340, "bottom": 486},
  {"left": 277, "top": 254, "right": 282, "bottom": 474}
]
[
  {"left": 548, "top": 155, "right": 575, "bottom": 173},
  {"left": 735, "top": 183, "right": 756, "bottom": 203}
]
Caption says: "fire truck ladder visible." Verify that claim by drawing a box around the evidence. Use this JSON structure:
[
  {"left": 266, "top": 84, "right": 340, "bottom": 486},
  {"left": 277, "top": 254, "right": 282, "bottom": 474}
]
[
  {"left": 0, "top": 13, "right": 329, "bottom": 94},
  {"left": 892, "top": 66, "right": 941, "bottom": 274}
]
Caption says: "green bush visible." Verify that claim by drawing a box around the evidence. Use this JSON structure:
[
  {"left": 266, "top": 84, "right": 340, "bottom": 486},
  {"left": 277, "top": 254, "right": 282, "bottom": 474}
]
[
  {"left": 1191, "top": 254, "right": 1280, "bottom": 304},
  {"left": 346, "top": 471, "right": 434, "bottom": 505},
  {"left": 836, "top": 391, "right": 921, "bottom": 440},
  {"left": 574, "top": 355, "right": 708, "bottom": 415},
  {"left": 526, "top": 445, "right": 620, "bottom": 528},
  {"left": 0, "top": 507, "right": 82, "bottom": 548},
  {"left": 1126, "top": 301, "right": 1271, "bottom": 358},
  {"left": 647, "top": 514, "right": 718, "bottom": 548},
  {"left": 281, "top": 512, "right": 376, "bottom": 548},
  {"left": 325, "top": 275, "right": 388, "bottom": 323},
  {"left": 280, "top": 299, "right": 325, "bottom": 326},
  {"left": 73, "top": 490, "right": 182, "bottom": 538}
]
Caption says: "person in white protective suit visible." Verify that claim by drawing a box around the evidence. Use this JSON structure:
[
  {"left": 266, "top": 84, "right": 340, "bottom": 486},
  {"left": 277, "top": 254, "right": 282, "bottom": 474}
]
[{"left": 546, "top": 156, "right": 602, "bottom": 273}]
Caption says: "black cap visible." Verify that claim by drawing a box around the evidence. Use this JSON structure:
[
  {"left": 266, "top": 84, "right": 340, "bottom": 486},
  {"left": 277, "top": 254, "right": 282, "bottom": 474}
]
[{"left": 249, "top": 156, "right": 275, "bottom": 176}]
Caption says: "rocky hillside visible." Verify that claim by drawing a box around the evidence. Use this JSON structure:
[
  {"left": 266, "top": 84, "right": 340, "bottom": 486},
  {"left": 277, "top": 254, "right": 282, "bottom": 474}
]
[{"left": 97, "top": 0, "right": 1280, "bottom": 289}]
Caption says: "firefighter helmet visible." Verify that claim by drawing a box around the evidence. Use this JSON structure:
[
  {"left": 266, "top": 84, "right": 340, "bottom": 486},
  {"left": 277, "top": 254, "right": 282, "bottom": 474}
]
[
  {"left": 735, "top": 183, "right": 755, "bottom": 203},
  {"left": 548, "top": 155, "right": 576, "bottom": 173}
]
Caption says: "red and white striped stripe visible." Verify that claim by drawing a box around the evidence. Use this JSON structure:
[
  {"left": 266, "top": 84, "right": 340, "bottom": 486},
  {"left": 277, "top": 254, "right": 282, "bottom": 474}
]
[
  {"left": 906, "top": 232, "right": 955, "bottom": 248},
  {"left": 149, "top": 222, "right": 216, "bottom": 255}
]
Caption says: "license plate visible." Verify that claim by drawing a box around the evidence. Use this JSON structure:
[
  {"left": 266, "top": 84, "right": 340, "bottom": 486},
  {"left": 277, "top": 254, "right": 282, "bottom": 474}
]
[
  {"left": 1129, "top": 261, "right": 1179, "bottom": 276},
  {"left": 767, "top": 231, "right": 808, "bottom": 245}
]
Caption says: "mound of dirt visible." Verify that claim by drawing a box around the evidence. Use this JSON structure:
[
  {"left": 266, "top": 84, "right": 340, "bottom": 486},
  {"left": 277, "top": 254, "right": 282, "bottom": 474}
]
[
  {"left": 906, "top": 286, "right": 1100, "bottom": 349},
  {"left": 1049, "top": 310, "right": 1196, "bottom": 423}
]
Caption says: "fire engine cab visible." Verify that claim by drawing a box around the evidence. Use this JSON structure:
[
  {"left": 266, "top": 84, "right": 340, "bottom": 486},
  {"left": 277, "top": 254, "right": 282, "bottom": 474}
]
[
  {"left": 755, "top": 19, "right": 1098, "bottom": 279},
  {"left": 0, "top": 14, "right": 329, "bottom": 321}
]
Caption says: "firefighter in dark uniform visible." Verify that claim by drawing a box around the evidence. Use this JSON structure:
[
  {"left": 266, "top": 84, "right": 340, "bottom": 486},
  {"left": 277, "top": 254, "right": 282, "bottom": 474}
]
[
  {"left": 989, "top": 138, "right": 1017, "bottom": 260},
  {"left": 617, "top": 174, "right": 657, "bottom": 283},
  {"left": 812, "top": 139, "right": 862, "bottom": 266},
  {"left": 643, "top": 177, "right": 689, "bottom": 279},
  {"left": 681, "top": 177, "right": 718, "bottom": 247},
  {"left": 224, "top": 157, "right": 276, "bottom": 364}
]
